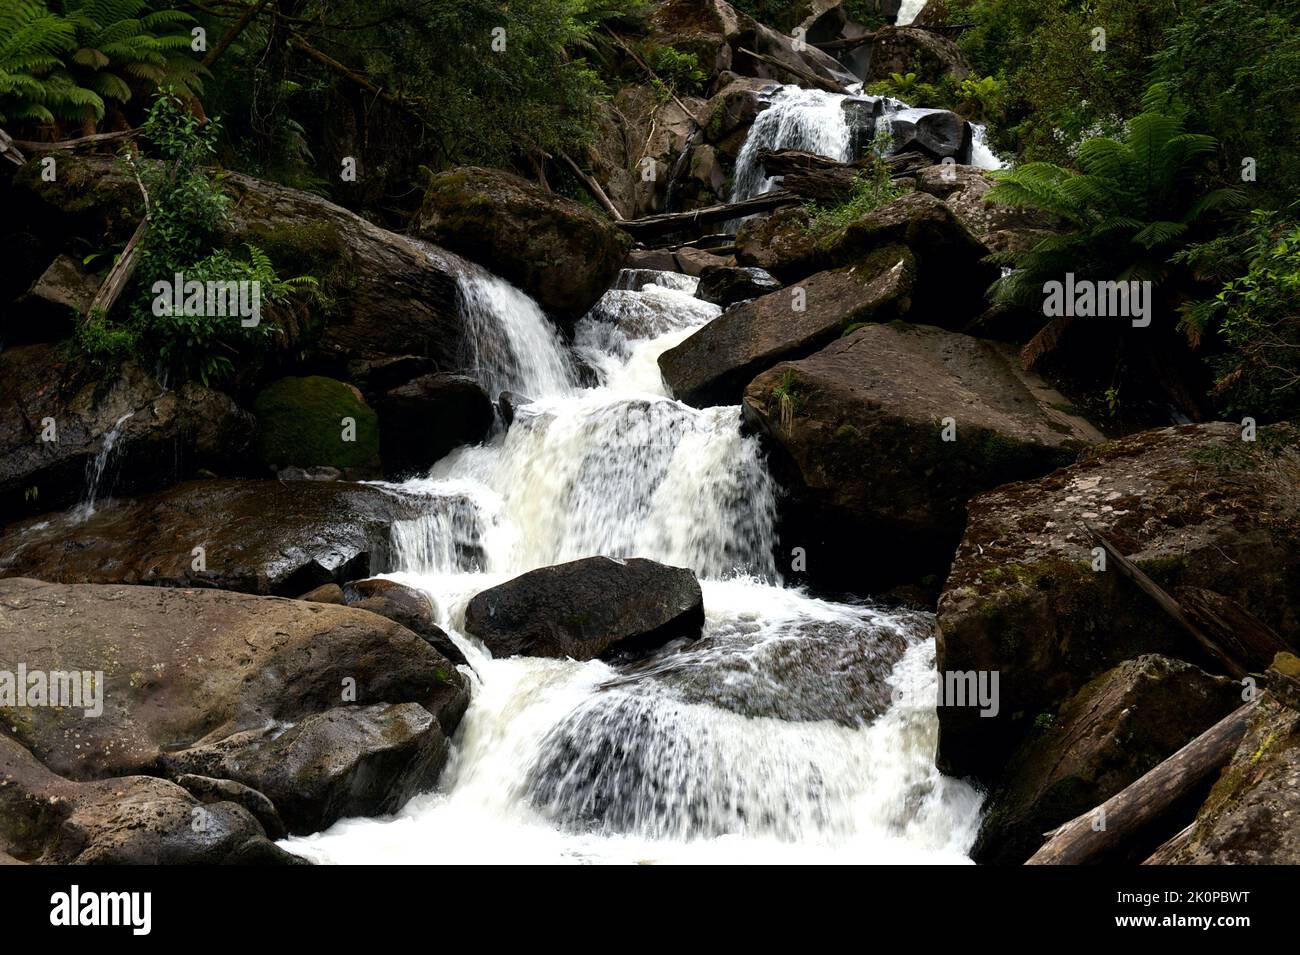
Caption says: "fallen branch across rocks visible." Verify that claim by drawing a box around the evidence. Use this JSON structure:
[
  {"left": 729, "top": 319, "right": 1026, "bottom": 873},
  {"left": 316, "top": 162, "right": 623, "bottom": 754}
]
[
  {"left": 617, "top": 190, "right": 800, "bottom": 242},
  {"left": 1027, "top": 701, "right": 1257, "bottom": 865}
]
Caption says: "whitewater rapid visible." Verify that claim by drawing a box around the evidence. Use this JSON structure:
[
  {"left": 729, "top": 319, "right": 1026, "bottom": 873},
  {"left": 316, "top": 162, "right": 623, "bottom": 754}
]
[{"left": 282, "top": 259, "right": 983, "bottom": 864}]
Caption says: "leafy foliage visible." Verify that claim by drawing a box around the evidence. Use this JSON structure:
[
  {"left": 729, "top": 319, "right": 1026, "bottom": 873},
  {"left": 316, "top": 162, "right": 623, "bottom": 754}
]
[
  {"left": 804, "top": 141, "right": 906, "bottom": 234},
  {"left": 986, "top": 95, "right": 1246, "bottom": 306},
  {"left": 74, "top": 93, "right": 316, "bottom": 384},
  {"left": 1181, "top": 211, "right": 1300, "bottom": 418},
  {"left": 0, "top": 0, "right": 200, "bottom": 128},
  {"left": 651, "top": 45, "right": 705, "bottom": 96}
]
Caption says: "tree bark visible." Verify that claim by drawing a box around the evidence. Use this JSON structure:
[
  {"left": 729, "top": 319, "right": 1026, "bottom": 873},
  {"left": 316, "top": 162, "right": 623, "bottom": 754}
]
[{"left": 617, "top": 191, "right": 800, "bottom": 242}]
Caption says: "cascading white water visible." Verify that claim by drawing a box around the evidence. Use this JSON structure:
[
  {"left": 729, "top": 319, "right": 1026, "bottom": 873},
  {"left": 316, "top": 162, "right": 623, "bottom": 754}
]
[
  {"left": 732, "top": 86, "right": 854, "bottom": 201},
  {"left": 454, "top": 264, "right": 577, "bottom": 399},
  {"left": 896, "top": 0, "right": 928, "bottom": 25},
  {"left": 284, "top": 265, "right": 983, "bottom": 864}
]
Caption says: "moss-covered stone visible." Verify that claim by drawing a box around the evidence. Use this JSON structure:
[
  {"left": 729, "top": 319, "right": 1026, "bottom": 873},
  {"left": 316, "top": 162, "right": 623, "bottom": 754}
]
[{"left": 255, "top": 376, "right": 380, "bottom": 476}]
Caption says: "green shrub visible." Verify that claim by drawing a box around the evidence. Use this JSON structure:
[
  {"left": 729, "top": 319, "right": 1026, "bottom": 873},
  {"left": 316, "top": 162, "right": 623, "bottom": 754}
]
[
  {"left": 804, "top": 142, "right": 906, "bottom": 234},
  {"left": 651, "top": 45, "right": 705, "bottom": 95}
]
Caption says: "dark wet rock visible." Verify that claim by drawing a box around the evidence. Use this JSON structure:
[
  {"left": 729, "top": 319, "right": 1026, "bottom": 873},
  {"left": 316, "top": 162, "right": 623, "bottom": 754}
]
[
  {"left": 375, "top": 373, "right": 493, "bottom": 478},
  {"left": 661, "top": 246, "right": 915, "bottom": 407},
  {"left": 1166, "top": 694, "right": 1300, "bottom": 863},
  {"left": 973, "top": 655, "right": 1240, "bottom": 865},
  {"left": 255, "top": 375, "right": 380, "bottom": 478},
  {"left": 8, "top": 254, "right": 99, "bottom": 343},
  {"left": 935, "top": 423, "right": 1300, "bottom": 785},
  {"left": 743, "top": 323, "right": 1101, "bottom": 596},
  {"left": 0, "top": 479, "right": 425, "bottom": 595},
  {"left": 174, "top": 774, "right": 287, "bottom": 841},
  {"left": 734, "top": 206, "right": 819, "bottom": 282},
  {"left": 842, "top": 96, "right": 887, "bottom": 160},
  {"left": 0, "top": 735, "right": 300, "bottom": 864},
  {"left": 498, "top": 391, "right": 532, "bottom": 427},
  {"left": 887, "top": 110, "right": 972, "bottom": 164},
  {"left": 612, "top": 606, "right": 923, "bottom": 724},
  {"left": 343, "top": 577, "right": 466, "bottom": 666},
  {"left": 0, "top": 343, "right": 256, "bottom": 523},
  {"left": 413, "top": 166, "right": 630, "bottom": 322},
  {"left": 465, "top": 556, "right": 704, "bottom": 661},
  {"left": 702, "top": 76, "right": 776, "bottom": 158},
  {"left": 162, "top": 703, "right": 449, "bottom": 836},
  {"left": 695, "top": 264, "right": 782, "bottom": 308},
  {"left": 0, "top": 577, "right": 469, "bottom": 784}
]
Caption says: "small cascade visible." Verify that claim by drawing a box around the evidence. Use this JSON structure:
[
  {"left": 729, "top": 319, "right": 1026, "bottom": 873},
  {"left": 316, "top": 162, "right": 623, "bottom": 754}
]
[
  {"left": 75, "top": 410, "right": 134, "bottom": 520},
  {"left": 731, "top": 86, "right": 854, "bottom": 201},
  {"left": 454, "top": 264, "right": 577, "bottom": 400}
]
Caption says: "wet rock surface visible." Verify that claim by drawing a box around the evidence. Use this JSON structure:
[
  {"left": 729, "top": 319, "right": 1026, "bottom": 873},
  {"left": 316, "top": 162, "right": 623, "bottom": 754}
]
[
  {"left": 465, "top": 556, "right": 705, "bottom": 661},
  {"left": 936, "top": 423, "right": 1300, "bottom": 785},
  {"left": 0, "top": 479, "right": 426, "bottom": 595}
]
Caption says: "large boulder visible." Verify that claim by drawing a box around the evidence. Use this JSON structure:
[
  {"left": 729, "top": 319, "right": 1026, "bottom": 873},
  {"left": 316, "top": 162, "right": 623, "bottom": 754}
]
[
  {"left": 0, "top": 577, "right": 469, "bottom": 783},
  {"left": 736, "top": 191, "right": 996, "bottom": 326},
  {"left": 160, "top": 703, "right": 448, "bottom": 835},
  {"left": 374, "top": 373, "right": 493, "bottom": 478},
  {"left": 973, "top": 655, "right": 1240, "bottom": 865},
  {"left": 1165, "top": 692, "right": 1300, "bottom": 864},
  {"left": 695, "top": 264, "right": 782, "bottom": 307},
  {"left": 412, "top": 167, "right": 630, "bottom": 322},
  {"left": 10, "top": 155, "right": 471, "bottom": 370},
  {"left": 734, "top": 205, "right": 820, "bottom": 282},
  {"left": 0, "top": 735, "right": 300, "bottom": 865},
  {"left": 0, "top": 343, "right": 255, "bottom": 523},
  {"left": 255, "top": 375, "right": 381, "bottom": 478},
  {"left": 660, "top": 246, "right": 916, "bottom": 406},
  {"left": 886, "top": 109, "right": 972, "bottom": 163},
  {"left": 7, "top": 254, "right": 99, "bottom": 343},
  {"left": 0, "top": 479, "right": 425, "bottom": 595},
  {"left": 702, "top": 75, "right": 777, "bottom": 159},
  {"left": 464, "top": 556, "right": 705, "bottom": 660},
  {"left": 935, "top": 423, "right": 1300, "bottom": 786},
  {"left": 865, "top": 26, "right": 970, "bottom": 84},
  {"left": 743, "top": 323, "right": 1101, "bottom": 595}
]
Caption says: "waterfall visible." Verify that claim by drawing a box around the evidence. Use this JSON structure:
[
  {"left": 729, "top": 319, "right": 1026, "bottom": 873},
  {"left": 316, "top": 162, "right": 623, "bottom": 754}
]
[
  {"left": 732, "top": 86, "right": 854, "bottom": 202},
  {"left": 896, "top": 0, "right": 928, "bottom": 25},
  {"left": 75, "top": 410, "right": 134, "bottom": 520},
  {"left": 284, "top": 266, "right": 984, "bottom": 864}
]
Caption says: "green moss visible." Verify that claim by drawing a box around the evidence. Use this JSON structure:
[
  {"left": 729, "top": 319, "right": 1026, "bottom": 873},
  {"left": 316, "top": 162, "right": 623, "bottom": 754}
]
[{"left": 254, "top": 376, "right": 380, "bottom": 473}]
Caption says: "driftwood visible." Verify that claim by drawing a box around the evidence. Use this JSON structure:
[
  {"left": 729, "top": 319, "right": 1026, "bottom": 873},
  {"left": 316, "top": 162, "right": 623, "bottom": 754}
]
[
  {"left": 756, "top": 149, "right": 930, "bottom": 201},
  {"left": 1027, "top": 701, "right": 1256, "bottom": 865},
  {"left": 1087, "top": 527, "right": 1247, "bottom": 679},
  {"left": 617, "top": 190, "right": 800, "bottom": 241},
  {"left": 812, "top": 23, "right": 976, "bottom": 53},
  {"left": 7, "top": 128, "right": 136, "bottom": 154},
  {"left": 0, "top": 128, "right": 27, "bottom": 166},
  {"left": 735, "top": 47, "right": 849, "bottom": 95}
]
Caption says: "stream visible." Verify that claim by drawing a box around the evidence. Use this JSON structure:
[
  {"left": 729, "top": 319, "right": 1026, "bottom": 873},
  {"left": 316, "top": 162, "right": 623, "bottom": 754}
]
[{"left": 282, "top": 85, "right": 987, "bottom": 864}]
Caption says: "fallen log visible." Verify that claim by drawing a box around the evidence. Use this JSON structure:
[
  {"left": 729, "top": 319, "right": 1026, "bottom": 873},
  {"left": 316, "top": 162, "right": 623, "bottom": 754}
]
[
  {"left": 617, "top": 190, "right": 800, "bottom": 242},
  {"left": 559, "top": 151, "right": 623, "bottom": 220},
  {"left": 735, "top": 47, "right": 849, "bottom": 95},
  {"left": 1026, "top": 701, "right": 1256, "bottom": 865},
  {"left": 757, "top": 148, "right": 934, "bottom": 200},
  {"left": 1141, "top": 823, "right": 1195, "bottom": 865},
  {"left": 1176, "top": 586, "right": 1296, "bottom": 669},
  {"left": 1086, "top": 527, "right": 1248, "bottom": 679}
]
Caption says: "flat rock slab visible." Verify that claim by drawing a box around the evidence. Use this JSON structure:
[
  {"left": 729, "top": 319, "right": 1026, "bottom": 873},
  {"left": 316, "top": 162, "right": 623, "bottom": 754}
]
[
  {"left": 0, "top": 479, "right": 426, "bottom": 595},
  {"left": 465, "top": 556, "right": 704, "bottom": 661},
  {"left": 0, "top": 578, "right": 468, "bottom": 783}
]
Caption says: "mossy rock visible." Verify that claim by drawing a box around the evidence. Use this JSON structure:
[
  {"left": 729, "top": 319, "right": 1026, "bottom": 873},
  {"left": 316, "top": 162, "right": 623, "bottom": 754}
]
[{"left": 254, "top": 376, "right": 380, "bottom": 475}]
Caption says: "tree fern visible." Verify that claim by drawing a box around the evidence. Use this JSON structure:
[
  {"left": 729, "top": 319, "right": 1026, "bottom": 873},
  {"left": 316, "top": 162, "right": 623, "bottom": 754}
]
[{"left": 986, "top": 91, "right": 1248, "bottom": 308}]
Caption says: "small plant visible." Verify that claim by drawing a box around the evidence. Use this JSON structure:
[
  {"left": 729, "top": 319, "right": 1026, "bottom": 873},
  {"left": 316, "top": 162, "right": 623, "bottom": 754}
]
[
  {"left": 73, "top": 92, "right": 317, "bottom": 384},
  {"left": 956, "top": 75, "right": 1002, "bottom": 121},
  {"left": 771, "top": 368, "right": 802, "bottom": 431},
  {"left": 804, "top": 143, "right": 906, "bottom": 234},
  {"left": 866, "top": 71, "right": 946, "bottom": 108},
  {"left": 651, "top": 45, "right": 705, "bottom": 96}
]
